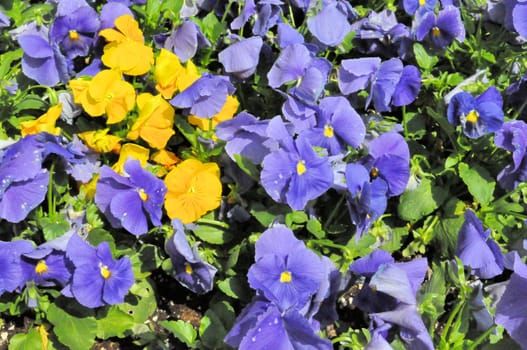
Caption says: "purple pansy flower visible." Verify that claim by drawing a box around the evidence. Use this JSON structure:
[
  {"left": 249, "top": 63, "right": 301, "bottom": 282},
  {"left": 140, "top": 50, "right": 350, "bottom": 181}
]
[
  {"left": 170, "top": 74, "right": 235, "bottom": 118},
  {"left": 300, "top": 96, "right": 366, "bottom": 155},
  {"left": 261, "top": 117, "right": 334, "bottom": 210},
  {"left": 0, "top": 240, "right": 34, "bottom": 296},
  {"left": 361, "top": 132, "right": 411, "bottom": 197},
  {"left": 414, "top": 6, "right": 465, "bottom": 49},
  {"left": 50, "top": 0, "right": 100, "bottom": 59},
  {"left": 157, "top": 20, "right": 210, "bottom": 63},
  {"left": 495, "top": 256, "right": 527, "bottom": 349},
  {"left": 215, "top": 112, "right": 278, "bottom": 165},
  {"left": 21, "top": 246, "right": 72, "bottom": 288},
  {"left": 248, "top": 226, "right": 326, "bottom": 311},
  {"left": 494, "top": 120, "right": 527, "bottom": 190},
  {"left": 95, "top": 158, "right": 167, "bottom": 236},
  {"left": 99, "top": 2, "right": 133, "bottom": 30},
  {"left": 267, "top": 43, "right": 331, "bottom": 104},
  {"left": 165, "top": 219, "right": 217, "bottom": 294},
  {"left": 307, "top": 3, "right": 351, "bottom": 47},
  {"left": 281, "top": 94, "right": 318, "bottom": 133},
  {"left": 402, "top": 0, "right": 437, "bottom": 16},
  {"left": 231, "top": 0, "right": 283, "bottom": 36},
  {"left": 277, "top": 22, "right": 304, "bottom": 48},
  {"left": 65, "top": 234, "right": 134, "bottom": 308},
  {"left": 456, "top": 209, "right": 503, "bottom": 279},
  {"left": 447, "top": 86, "right": 504, "bottom": 139},
  {"left": 219, "top": 36, "right": 263, "bottom": 80},
  {"left": 17, "top": 29, "right": 71, "bottom": 87}
]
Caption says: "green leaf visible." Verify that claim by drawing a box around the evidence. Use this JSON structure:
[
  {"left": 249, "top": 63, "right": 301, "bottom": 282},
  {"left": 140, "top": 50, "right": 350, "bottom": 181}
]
[
  {"left": 197, "top": 12, "right": 226, "bottom": 43},
  {"left": 86, "top": 228, "right": 116, "bottom": 253},
  {"left": 458, "top": 162, "right": 495, "bottom": 205},
  {"left": 13, "top": 95, "right": 48, "bottom": 113},
  {"left": 398, "top": 178, "right": 448, "bottom": 222},
  {"left": 118, "top": 280, "right": 157, "bottom": 324},
  {"left": 47, "top": 303, "right": 97, "bottom": 350},
  {"left": 285, "top": 210, "right": 308, "bottom": 230},
  {"left": 37, "top": 212, "right": 70, "bottom": 241},
  {"left": 96, "top": 306, "right": 135, "bottom": 339},
  {"left": 414, "top": 43, "right": 438, "bottom": 70},
  {"left": 233, "top": 154, "right": 260, "bottom": 180},
  {"left": 193, "top": 218, "right": 232, "bottom": 244},
  {"left": 306, "top": 218, "right": 325, "bottom": 239},
  {"left": 130, "top": 244, "right": 162, "bottom": 278},
  {"left": 217, "top": 276, "right": 249, "bottom": 300},
  {"left": 199, "top": 301, "right": 235, "bottom": 349},
  {"left": 8, "top": 327, "right": 42, "bottom": 350},
  {"left": 161, "top": 320, "right": 197, "bottom": 347}
]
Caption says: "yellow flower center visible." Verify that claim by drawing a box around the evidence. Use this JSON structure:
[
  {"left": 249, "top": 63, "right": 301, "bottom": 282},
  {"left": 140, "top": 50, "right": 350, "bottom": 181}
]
[
  {"left": 138, "top": 188, "right": 148, "bottom": 201},
  {"left": 69, "top": 30, "right": 80, "bottom": 41},
  {"left": 370, "top": 167, "right": 379, "bottom": 179},
  {"left": 185, "top": 263, "right": 193, "bottom": 275},
  {"left": 432, "top": 27, "right": 441, "bottom": 37},
  {"left": 419, "top": 0, "right": 426, "bottom": 6},
  {"left": 324, "top": 125, "right": 334, "bottom": 138},
  {"left": 105, "top": 93, "right": 114, "bottom": 101},
  {"left": 35, "top": 260, "right": 48, "bottom": 275},
  {"left": 296, "top": 160, "right": 306, "bottom": 175},
  {"left": 280, "top": 271, "right": 292, "bottom": 283},
  {"left": 100, "top": 265, "right": 112, "bottom": 279},
  {"left": 466, "top": 110, "right": 479, "bottom": 123}
]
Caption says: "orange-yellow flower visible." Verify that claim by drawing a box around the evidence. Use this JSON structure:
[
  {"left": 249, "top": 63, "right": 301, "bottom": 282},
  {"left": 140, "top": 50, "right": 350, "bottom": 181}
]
[
  {"left": 154, "top": 49, "right": 200, "bottom": 99},
  {"left": 112, "top": 143, "right": 149, "bottom": 175},
  {"left": 78, "top": 128, "right": 122, "bottom": 153},
  {"left": 188, "top": 95, "right": 239, "bottom": 131},
  {"left": 99, "top": 15, "right": 154, "bottom": 76},
  {"left": 71, "top": 69, "right": 135, "bottom": 124},
  {"left": 164, "top": 159, "right": 222, "bottom": 224},
  {"left": 151, "top": 149, "right": 180, "bottom": 171},
  {"left": 127, "top": 93, "right": 175, "bottom": 149},
  {"left": 21, "top": 104, "right": 62, "bottom": 136}
]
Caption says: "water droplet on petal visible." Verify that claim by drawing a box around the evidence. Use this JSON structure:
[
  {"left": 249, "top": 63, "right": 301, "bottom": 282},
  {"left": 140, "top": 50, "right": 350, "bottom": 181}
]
[
  {"left": 257, "top": 328, "right": 261, "bottom": 332},
  {"left": 273, "top": 318, "right": 278, "bottom": 324}
]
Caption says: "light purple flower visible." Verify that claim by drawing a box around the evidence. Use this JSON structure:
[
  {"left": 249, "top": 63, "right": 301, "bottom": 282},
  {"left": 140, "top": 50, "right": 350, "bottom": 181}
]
[
  {"left": 219, "top": 36, "right": 263, "bottom": 80},
  {"left": 414, "top": 6, "right": 465, "bottom": 49},
  {"left": 307, "top": 3, "right": 351, "bottom": 47},
  {"left": 0, "top": 240, "right": 34, "bottom": 295},
  {"left": 159, "top": 21, "right": 210, "bottom": 63}
]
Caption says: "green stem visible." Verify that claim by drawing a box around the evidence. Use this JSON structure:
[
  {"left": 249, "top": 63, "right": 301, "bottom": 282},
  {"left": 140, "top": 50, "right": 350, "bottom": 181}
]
[
  {"left": 324, "top": 194, "right": 346, "bottom": 230},
  {"left": 466, "top": 325, "right": 496, "bottom": 350},
  {"left": 221, "top": 1, "right": 233, "bottom": 24},
  {"left": 440, "top": 297, "right": 465, "bottom": 347}
]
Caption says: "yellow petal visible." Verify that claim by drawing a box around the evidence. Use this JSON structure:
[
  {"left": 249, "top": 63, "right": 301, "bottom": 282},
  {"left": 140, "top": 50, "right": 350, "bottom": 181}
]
[
  {"left": 21, "top": 104, "right": 62, "bottom": 136},
  {"left": 112, "top": 143, "right": 149, "bottom": 174}
]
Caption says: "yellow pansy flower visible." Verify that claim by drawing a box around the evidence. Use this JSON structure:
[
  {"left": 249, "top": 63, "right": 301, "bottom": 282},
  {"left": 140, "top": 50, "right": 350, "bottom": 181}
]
[
  {"left": 99, "top": 15, "right": 154, "bottom": 76},
  {"left": 72, "top": 69, "right": 136, "bottom": 124},
  {"left": 164, "top": 159, "right": 222, "bottom": 224},
  {"left": 127, "top": 93, "right": 175, "bottom": 149},
  {"left": 151, "top": 149, "right": 180, "bottom": 171},
  {"left": 78, "top": 128, "right": 122, "bottom": 153},
  {"left": 21, "top": 104, "right": 62, "bottom": 136},
  {"left": 112, "top": 143, "right": 149, "bottom": 175},
  {"left": 188, "top": 95, "right": 239, "bottom": 131},
  {"left": 154, "top": 49, "right": 200, "bottom": 99}
]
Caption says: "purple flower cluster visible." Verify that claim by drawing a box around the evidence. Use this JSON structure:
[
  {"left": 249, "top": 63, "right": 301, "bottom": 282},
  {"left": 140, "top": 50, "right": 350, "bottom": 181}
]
[{"left": 224, "top": 227, "right": 339, "bottom": 349}]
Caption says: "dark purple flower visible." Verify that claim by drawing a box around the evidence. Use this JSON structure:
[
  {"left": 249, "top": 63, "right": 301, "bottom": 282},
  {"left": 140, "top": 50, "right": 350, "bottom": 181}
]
[
  {"left": 170, "top": 74, "right": 235, "bottom": 118},
  {"left": 494, "top": 120, "right": 527, "bottom": 190},
  {"left": 65, "top": 234, "right": 134, "bottom": 308},
  {"left": 300, "top": 96, "right": 365, "bottom": 155},
  {"left": 345, "top": 163, "right": 389, "bottom": 238},
  {"left": 159, "top": 21, "right": 210, "bottom": 63},
  {"left": 165, "top": 219, "right": 217, "bottom": 294},
  {"left": 0, "top": 240, "right": 34, "bottom": 295},
  {"left": 456, "top": 209, "right": 503, "bottom": 279},
  {"left": 95, "top": 158, "right": 167, "bottom": 236},
  {"left": 447, "top": 87, "right": 504, "bottom": 139},
  {"left": 307, "top": 3, "right": 351, "bottom": 47},
  {"left": 50, "top": 1, "right": 100, "bottom": 59},
  {"left": 215, "top": 112, "right": 278, "bottom": 165},
  {"left": 351, "top": 10, "right": 413, "bottom": 59},
  {"left": 18, "top": 31, "right": 71, "bottom": 87},
  {"left": 21, "top": 246, "right": 72, "bottom": 288},
  {"left": 361, "top": 132, "right": 411, "bottom": 197},
  {"left": 219, "top": 36, "right": 263, "bottom": 80},
  {"left": 414, "top": 6, "right": 465, "bottom": 49},
  {"left": 495, "top": 257, "right": 527, "bottom": 349},
  {"left": 261, "top": 117, "right": 333, "bottom": 210},
  {"left": 248, "top": 226, "right": 325, "bottom": 311}
]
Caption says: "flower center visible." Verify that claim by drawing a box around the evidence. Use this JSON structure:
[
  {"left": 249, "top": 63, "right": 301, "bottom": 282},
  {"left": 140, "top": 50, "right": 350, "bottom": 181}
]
[
  {"left": 280, "top": 271, "right": 292, "bottom": 283},
  {"left": 323, "top": 125, "right": 334, "bottom": 138},
  {"left": 370, "top": 167, "right": 379, "bottom": 179},
  {"left": 419, "top": 0, "right": 426, "bottom": 6},
  {"left": 35, "top": 260, "right": 48, "bottom": 275},
  {"left": 100, "top": 265, "right": 112, "bottom": 279},
  {"left": 466, "top": 110, "right": 479, "bottom": 123},
  {"left": 185, "top": 263, "right": 193, "bottom": 275},
  {"left": 69, "top": 30, "right": 80, "bottom": 41},
  {"left": 138, "top": 188, "right": 148, "bottom": 201},
  {"left": 296, "top": 160, "right": 306, "bottom": 175},
  {"left": 432, "top": 27, "right": 441, "bottom": 37}
]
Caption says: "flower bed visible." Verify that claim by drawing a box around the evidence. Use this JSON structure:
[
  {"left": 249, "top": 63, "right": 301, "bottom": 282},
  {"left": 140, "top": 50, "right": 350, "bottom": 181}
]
[{"left": 0, "top": 0, "right": 527, "bottom": 349}]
